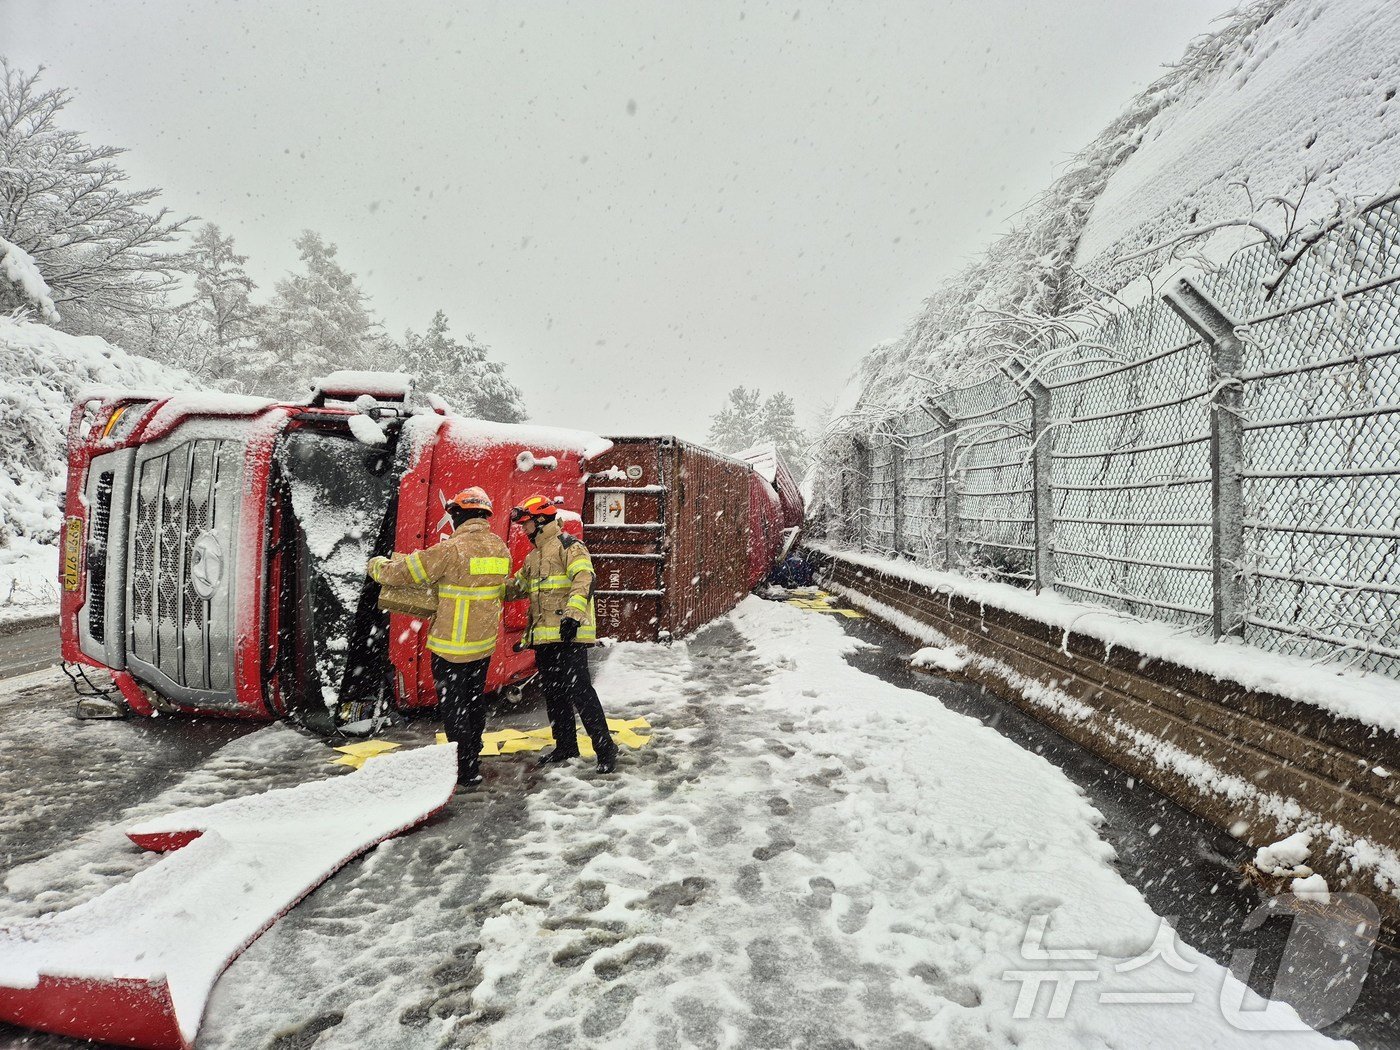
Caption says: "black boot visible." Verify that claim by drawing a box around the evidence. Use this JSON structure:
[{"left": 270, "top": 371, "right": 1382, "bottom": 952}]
[
  {"left": 537, "top": 748, "right": 577, "bottom": 767},
  {"left": 457, "top": 759, "right": 483, "bottom": 786},
  {"left": 595, "top": 748, "right": 618, "bottom": 775}
]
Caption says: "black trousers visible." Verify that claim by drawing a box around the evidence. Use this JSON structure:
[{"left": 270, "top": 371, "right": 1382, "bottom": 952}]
[
  {"left": 430, "top": 655, "right": 490, "bottom": 774},
  {"left": 534, "top": 643, "right": 616, "bottom": 759}
]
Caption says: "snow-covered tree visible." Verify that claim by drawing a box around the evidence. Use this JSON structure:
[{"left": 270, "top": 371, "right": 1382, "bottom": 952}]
[
  {"left": 707, "top": 386, "right": 763, "bottom": 451},
  {"left": 252, "top": 230, "right": 386, "bottom": 394},
  {"left": 0, "top": 60, "right": 189, "bottom": 332},
  {"left": 758, "top": 391, "right": 807, "bottom": 472},
  {"left": 402, "top": 310, "right": 526, "bottom": 422},
  {"left": 180, "top": 223, "right": 258, "bottom": 385},
  {"left": 0, "top": 235, "right": 58, "bottom": 321},
  {"left": 706, "top": 386, "right": 806, "bottom": 469}
]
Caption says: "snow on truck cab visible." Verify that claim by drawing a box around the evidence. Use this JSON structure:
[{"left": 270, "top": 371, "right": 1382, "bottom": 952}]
[{"left": 60, "top": 372, "right": 804, "bottom": 731}]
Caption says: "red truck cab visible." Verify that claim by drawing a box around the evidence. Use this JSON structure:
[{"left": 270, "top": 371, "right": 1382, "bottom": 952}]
[{"left": 60, "top": 374, "right": 606, "bottom": 731}]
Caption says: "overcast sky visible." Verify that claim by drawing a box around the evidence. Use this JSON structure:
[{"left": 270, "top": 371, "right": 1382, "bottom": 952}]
[{"left": 3, "top": 0, "right": 1237, "bottom": 443}]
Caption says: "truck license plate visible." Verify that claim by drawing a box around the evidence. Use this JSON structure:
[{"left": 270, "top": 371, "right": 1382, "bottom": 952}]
[{"left": 62, "top": 516, "right": 83, "bottom": 591}]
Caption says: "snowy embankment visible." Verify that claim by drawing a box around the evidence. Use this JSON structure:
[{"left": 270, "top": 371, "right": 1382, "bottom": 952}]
[
  {"left": 0, "top": 317, "right": 197, "bottom": 619},
  {"left": 1073, "top": 0, "right": 1400, "bottom": 271},
  {"left": 834, "top": 0, "right": 1400, "bottom": 428},
  {"left": 814, "top": 543, "right": 1400, "bottom": 737}
]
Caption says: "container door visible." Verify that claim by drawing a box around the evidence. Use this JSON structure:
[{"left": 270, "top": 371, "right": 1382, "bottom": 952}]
[{"left": 583, "top": 438, "right": 670, "bottom": 641}]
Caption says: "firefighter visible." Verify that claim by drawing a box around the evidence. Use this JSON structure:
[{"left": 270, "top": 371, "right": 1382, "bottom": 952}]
[
  {"left": 366, "top": 486, "right": 511, "bottom": 786},
  {"left": 505, "top": 494, "right": 618, "bottom": 774}
]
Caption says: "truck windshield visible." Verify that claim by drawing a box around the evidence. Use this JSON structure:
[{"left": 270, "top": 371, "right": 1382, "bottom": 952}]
[{"left": 274, "top": 425, "right": 397, "bottom": 722}]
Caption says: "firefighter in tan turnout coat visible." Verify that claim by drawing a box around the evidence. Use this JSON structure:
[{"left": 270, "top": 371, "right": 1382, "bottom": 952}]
[
  {"left": 506, "top": 494, "right": 618, "bottom": 774},
  {"left": 367, "top": 486, "right": 510, "bottom": 785}
]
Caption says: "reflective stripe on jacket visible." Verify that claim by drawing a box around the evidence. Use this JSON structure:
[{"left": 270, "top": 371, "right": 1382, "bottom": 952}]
[
  {"left": 505, "top": 520, "right": 597, "bottom": 646},
  {"left": 371, "top": 519, "right": 512, "bottom": 663}
]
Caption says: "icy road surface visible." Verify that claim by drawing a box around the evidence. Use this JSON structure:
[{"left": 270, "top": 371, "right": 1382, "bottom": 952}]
[{"left": 0, "top": 599, "right": 1345, "bottom": 1049}]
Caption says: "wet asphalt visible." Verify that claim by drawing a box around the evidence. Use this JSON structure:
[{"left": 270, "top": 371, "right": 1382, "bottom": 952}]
[
  {"left": 0, "top": 670, "right": 263, "bottom": 873},
  {"left": 0, "top": 618, "right": 58, "bottom": 680},
  {"left": 817, "top": 596, "right": 1399, "bottom": 1048}
]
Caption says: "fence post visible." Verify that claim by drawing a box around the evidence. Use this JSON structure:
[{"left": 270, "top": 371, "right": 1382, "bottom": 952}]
[
  {"left": 890, "top": 435, "right": 905, "bottom": 558},
  {"left": 850, "top": 438, "right": 872, "bottom": 551},
  {"left": 1162, "top": 276, "right": 1246, "bottom": 640},
  {"left": 921, "top": 402, "right": 958, "bottom": 571},
  {"left": 1003, "top": 357, "right": 1055, "bottom": 593}
]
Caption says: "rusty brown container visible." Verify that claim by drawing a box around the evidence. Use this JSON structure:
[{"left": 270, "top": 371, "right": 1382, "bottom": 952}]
[{"left": 585, "top": 437, "right": 754, "bottom": 641}]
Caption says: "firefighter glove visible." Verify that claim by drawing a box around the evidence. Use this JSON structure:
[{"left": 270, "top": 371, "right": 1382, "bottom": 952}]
[
  {"left": 559, "top": 616, "right": 580, "bottom": 643},
  {"left": 366, "top": 555, "right": 388, "bottom": 581}
]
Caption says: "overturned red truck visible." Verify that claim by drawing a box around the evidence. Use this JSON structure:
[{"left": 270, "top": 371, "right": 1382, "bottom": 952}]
[{"left": 60, "top": 373, "right": 803, "bottom": 731}]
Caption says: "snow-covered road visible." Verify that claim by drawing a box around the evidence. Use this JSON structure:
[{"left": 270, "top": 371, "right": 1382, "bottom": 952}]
[{"left": 0, "top": 598, "right": 1360, "bottom": 1048}]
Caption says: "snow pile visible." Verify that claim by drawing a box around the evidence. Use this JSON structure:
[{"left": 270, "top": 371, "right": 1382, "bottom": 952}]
[
  {"left": 310, "top": 370, "right": 414, "bottom": 403},
  {"left": 817, "top": 543, "right": 1400, "bottom": 736},
  {"left": 139, "top": 390, "right": 273, "bottom": 436},
  {"left": 0, "top": 318, "right": 200, "bottom": 614},
  {"left": 1291, "top": 873, "right": 1331, "bottom": 903},
  {"left": 348, "top": 411, "right": 388, "bottom": 446},
  {"left": 443, "top": 415, "right": 613, "bottom": 461},
  {"left": 0, "top": 236, "right": 58, "bottom": 323},
  {"left": 514, "top": 449, "right": 558, "bottom": 472},
  {"left": 1255, "top": 832, "right": 1332, "bottom": 902},
  {"left": 1255, "top": 830, "right": 1314, "bottom": 876},
  {"left": 911, "top": 643, "right": 970, "bottom": 674}
]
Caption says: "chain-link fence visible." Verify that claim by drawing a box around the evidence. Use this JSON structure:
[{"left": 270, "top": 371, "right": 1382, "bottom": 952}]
[{"left": 824, "top": 201, "right": 1400, "bottom": 679}]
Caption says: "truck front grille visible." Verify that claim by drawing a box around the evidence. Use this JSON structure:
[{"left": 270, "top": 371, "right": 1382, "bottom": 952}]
[
  {"left": 131, "top": 462, "right": 159, "bottom": 660},
  {"left": 87, "top": 472, "right": 114, "bottom": 643},
  {"left": 128, "top": 439, "right": 239, "bottom": 696}
]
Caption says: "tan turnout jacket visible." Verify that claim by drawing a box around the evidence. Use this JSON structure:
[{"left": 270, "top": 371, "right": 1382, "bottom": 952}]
[
  {"left": 505, "top": 520, "right": 597, "bottom": 646},
  {"left": 372, "top": 519, "right": 512, "bottom": 663}
]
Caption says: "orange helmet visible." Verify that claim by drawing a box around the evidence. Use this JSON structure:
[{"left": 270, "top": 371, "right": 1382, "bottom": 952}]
[
  {"left": 510, "top": 494, "right": 559, "bottom": 522},
  {"left": 449, "top": 486, "right": 494, "bottom": 515}
]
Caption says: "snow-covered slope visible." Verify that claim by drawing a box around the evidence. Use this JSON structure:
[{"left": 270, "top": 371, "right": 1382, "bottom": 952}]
[
  {"left": 0, "top": 317, "right": 198, "bottom": 615},
  {"left": 1076, "top": 0, "right": 1400, "bottom": 270},
  {"left": 834, "top": 0, "right": 1400, "bottom": 425}
]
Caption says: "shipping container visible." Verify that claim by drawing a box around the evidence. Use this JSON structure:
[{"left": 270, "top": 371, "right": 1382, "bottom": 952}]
[{"left": 585, "top": 438, "right": 758, "bottom": 642}]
